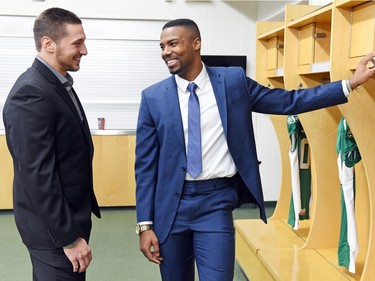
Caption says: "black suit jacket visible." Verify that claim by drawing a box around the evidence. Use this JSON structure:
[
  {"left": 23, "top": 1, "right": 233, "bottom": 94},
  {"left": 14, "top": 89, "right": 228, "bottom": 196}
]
[{"left": 3, "top": 58, "right": 100, "bottom": 250}]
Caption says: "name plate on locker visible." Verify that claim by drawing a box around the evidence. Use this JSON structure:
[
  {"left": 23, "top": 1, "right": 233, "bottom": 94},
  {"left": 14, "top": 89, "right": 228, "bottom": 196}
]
[{"left": 311, "top": 61, "right": 330, "bottom": 73}]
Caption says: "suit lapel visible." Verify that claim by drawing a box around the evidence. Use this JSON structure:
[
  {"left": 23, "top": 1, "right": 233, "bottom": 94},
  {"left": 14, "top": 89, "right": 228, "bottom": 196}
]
[
  {"left": 163, "top": 68, "right": 229, "bottom": 152},
  {"left": 70, "top": 87, "right": 94, "bottom": 154},
  {"left": 33, "top": 59, "right": 83, "bottom": 124},
  {"left": 33, "top": 59, "right": 93, "bottom": 150},
  {"left": 56, "top": 84, "right": 83, "bottom": 123},
  {"left": 54, "top": 83, "right": 94, "bottom": 156},
  {"left": 207, "top": 66, "right": 228, "bottom": 136},
  {"left": 163, "top": 77, "right": 185, "bottom": 151}
]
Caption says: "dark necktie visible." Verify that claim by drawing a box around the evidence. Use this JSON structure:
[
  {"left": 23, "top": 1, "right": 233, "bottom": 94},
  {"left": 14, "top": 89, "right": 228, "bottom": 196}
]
[
  {"left": 187, "top": 82, "right": 202, "bottom": 178},
  {"left": 64, "top": 81, "right": 83, "bottom": 121}
]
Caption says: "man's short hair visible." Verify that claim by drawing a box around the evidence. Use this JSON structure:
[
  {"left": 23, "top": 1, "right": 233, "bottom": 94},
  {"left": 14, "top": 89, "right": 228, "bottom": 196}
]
[
  {"left": 162, "top": 18, "right": 201, "bottom": 40},
  {"left": 33, "top": 7, "right": 82, "bottom": 51}
]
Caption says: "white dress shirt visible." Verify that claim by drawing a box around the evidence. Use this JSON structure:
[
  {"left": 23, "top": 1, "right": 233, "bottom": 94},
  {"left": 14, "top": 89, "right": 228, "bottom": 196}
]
[{"left": 175, "top": 64, "right": 237, "bottom": 180}]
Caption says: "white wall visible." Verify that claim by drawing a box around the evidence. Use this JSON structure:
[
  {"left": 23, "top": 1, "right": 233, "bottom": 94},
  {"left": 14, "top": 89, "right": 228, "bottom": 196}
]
[
  {"left": 309, "top": 0, "right": 332, "bottom": 5},
  {"left": 0, "top": 0, "right": 258, "bottom": 128},
  {"left": 0, "top": 0, "right": 311, "bottom": 201},
  {"left": 0, "top": 0, "right": 258, "bottom": 75}
]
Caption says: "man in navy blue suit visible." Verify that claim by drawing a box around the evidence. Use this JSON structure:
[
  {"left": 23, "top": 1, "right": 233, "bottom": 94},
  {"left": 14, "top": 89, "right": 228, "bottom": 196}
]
[{"left": 135, "top": 18, "right": 375, "bottom": 281}]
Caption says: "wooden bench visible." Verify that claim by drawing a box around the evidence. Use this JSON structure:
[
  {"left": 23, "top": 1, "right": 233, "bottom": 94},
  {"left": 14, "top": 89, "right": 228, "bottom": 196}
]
[
  {"left": 235, "top": 219, "right": 359, "bottom": 281},
  {"left": 235, "top": 219, "right": 306, "bottom": 281},
  {"left": 258, "top": 248, "right": 352, "bottom": 281}
]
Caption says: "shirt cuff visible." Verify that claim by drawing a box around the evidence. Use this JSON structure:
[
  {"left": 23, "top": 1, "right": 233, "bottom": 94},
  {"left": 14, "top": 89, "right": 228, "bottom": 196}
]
[
  {"left": 137, "top": 221, "right": 153, "bottom": 225},
  {"left": 342, "top": 80, "right": 350, "bottom": 97}
]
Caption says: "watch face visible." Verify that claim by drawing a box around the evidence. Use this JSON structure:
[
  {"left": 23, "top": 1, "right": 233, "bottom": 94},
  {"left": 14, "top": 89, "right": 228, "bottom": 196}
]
[{"left": 135, "top": 224, "right": 140, "bottom": 235}]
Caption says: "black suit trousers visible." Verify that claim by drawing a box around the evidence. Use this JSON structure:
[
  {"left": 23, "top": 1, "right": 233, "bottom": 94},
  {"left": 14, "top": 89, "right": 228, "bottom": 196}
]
[{"left": 28, "top": 248, "right": 86, "bottom": 281}]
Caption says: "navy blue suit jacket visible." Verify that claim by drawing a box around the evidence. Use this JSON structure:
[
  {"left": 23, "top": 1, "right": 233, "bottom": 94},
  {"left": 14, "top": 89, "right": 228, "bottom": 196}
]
[{"left": 135, "top": 65, "right": 347, "bottom": 244}]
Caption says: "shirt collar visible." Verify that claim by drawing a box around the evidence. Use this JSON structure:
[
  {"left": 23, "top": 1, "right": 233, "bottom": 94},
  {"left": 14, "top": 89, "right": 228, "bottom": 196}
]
[
  {"left": 36, "top": 56, "right": 74, "bottom": 90},
  {"left": 175, "top": 63, "right": 208, "bottom": 94}
]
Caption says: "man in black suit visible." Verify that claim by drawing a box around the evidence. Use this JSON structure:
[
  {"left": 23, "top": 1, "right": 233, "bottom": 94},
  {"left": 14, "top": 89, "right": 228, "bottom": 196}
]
[{"left": 2, "top": 7, "right": 100, "bottom": 281}]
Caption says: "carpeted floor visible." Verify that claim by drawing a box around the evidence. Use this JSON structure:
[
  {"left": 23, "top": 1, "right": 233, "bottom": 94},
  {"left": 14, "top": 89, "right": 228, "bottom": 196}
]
[{"left": 0, "top": 205, "right": 275, "bottom": 280}]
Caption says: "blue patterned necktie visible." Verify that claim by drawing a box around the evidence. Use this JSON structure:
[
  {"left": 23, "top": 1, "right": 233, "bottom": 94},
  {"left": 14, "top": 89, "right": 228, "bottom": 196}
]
[{"left": 187, "top": 82, "right": 202, "bottom": 178}]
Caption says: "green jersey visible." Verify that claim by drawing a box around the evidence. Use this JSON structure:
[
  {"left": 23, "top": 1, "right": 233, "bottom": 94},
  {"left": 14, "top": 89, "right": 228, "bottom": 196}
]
[
  {"left": 337, "top": 117, "right": 361, "bottom": 273},
  {"left": 287, "top": 115, "right": 311, "bottom": 230}
]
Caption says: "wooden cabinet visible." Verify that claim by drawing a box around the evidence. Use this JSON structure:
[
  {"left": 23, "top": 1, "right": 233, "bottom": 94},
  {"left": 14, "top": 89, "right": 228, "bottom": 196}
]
[
  {"left": 298, "top": 23, "right": 316, "bottom": 67},
  {"left": 92, "top": 134, "right": 136, "bottom": 207},
  {"left": 291, "top": 7, "right": 332, "bottom": 74},
  {"left": 349, "top": 1, "right": 375, "bottom": 68},
  {"left": 284, "top": 4, "right": 332, "bottom": 89},
  {"left": 236, "top": 1, "right": 375, "bottom": 280},
  {"left": 331, "top": 1, "right": 375, "bottom": 280},
  {"left": 266, "top": 36, "right": 281, "bottom": 71},
  {"left": 0, "top": 135, "right": 13, "bottom": 209},
  {"left": 0, "top": 133, "right": 136, "bottom": 209},
  {"left": 256, "top": 21, "right": 285, "bottom": 84}
]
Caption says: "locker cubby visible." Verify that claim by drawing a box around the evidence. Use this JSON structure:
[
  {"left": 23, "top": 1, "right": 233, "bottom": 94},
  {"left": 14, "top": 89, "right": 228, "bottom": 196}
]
[{"left": 236, "top": 1, "right": 375, "bottom": 280}]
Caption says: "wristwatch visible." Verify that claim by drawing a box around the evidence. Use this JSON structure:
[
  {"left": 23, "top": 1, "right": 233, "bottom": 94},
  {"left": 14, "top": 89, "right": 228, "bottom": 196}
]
[{"left": 135, "top": 224, "right": 152, "bottom": 235}]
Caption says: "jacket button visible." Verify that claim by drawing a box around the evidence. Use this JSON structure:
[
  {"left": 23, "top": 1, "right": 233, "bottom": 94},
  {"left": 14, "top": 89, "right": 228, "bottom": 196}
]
[
  {"left": 181, "top": 167, "right": 186, "bottom": 172},
  {"left": 175, "top": 192, "right": 180, "bottom": 197}
]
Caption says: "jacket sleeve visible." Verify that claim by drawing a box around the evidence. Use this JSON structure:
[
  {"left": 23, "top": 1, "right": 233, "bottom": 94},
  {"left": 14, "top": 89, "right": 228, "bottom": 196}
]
[
  {"left": 134, "top": 90, "right": 159, "bottom": 223},
  {"left": 244, "top": 71, "right": 348, "bottom": 115},
  {"left": 3, "top": 83, "right": 81, "bottom": 248}
]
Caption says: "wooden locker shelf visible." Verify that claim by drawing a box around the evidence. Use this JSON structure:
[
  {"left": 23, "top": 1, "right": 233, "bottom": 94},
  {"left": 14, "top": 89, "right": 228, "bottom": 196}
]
[
  {"left": 256, "top": 22, "right": 285, "bottom": 80},
  {"left": 286, "top": 4, "right": 332, "bottom": 28},
  {"left": 235, "top": 1, "right": 375, "bottom": 280},
  {"left": 335, "top": 0, "right": 369, "bottom": 9},
  {"left": 330, "top": 1, "right": 375, "bottom": 280},
  {"left": 257, "top": 24, "right": 285, "bottom": 40},
  {"left": 287, "top": 4, "right": 332, "bottom": 76}
]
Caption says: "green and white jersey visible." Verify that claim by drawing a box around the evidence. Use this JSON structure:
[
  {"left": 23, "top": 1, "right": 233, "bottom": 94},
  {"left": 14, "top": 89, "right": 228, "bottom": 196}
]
[
  {"left": 287, "top": 115, "right": 311, "bottom": 230},
  {"left": 337, "top": 117, "right": 361, "bottom": 273}
]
